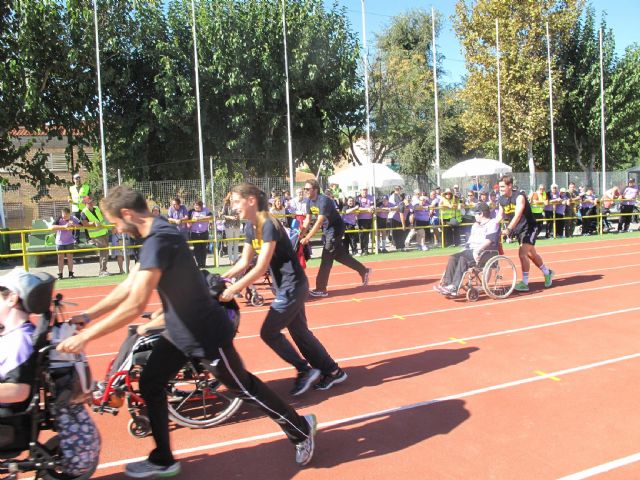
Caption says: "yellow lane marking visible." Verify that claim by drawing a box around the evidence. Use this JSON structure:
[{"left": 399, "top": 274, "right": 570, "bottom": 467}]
[
  {"left": 449, "top": 337, "right": 467, "bottom": 345},
  {"left": 535, "top": 370, "right": 561, "bottom": 381},
  {"left": 392, "top": 314, "right": 405, "bottom": 320},
  {"left": 352, "top": 298, "right": 362, "bottom": 302}
]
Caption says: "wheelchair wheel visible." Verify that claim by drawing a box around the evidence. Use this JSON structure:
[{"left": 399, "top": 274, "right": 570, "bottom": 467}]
[
  {"left": 127, "top": 415, "right": 151, "bottom": 438},
  {"left": 466, "top": 287, "right": 479, "bottom": 302},
  {"left": 36, "top": 436, "right": 97, "bottom": 480},
  {"left": 481, "top": 255, "right": 516, "bottom": 299},
  {"left": 251, "top": 293, "right": 264, "bottom": 307},
  {"left": 167, "top": 361, "right": 242, "bottom": 429}
]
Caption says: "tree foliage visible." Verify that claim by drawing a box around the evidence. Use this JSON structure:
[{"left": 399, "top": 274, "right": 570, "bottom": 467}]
[
  {"left": 0, "top": 0, "right": 363, "bottom": 189},
  {"left": 454, "top": 0, "right": 582, "bottom": 188}
]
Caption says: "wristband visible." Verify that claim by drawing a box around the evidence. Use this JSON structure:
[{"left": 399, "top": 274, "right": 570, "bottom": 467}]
[{"left": 81, "top": 312, "right": 91, "bottom": 324}]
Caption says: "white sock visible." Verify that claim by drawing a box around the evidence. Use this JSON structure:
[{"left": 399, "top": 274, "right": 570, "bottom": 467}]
[
  {"left": 522, "top": 272, "right": 529, "bottom": 285},
  {"left": 540, "top": 265, "right": 550, "bottom": 275}
]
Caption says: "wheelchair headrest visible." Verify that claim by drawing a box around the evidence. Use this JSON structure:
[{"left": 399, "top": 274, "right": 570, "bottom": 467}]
[{"left": 0, "top": 268, "right": 55, "bottom": 314}]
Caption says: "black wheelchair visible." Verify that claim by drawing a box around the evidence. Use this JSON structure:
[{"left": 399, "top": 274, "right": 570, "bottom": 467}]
[
  {"left": 0, "top": 274, "right": 99, "bottom": 480},
  {"left": 450, "top": 250, "right": 517, "bottom": 302}
]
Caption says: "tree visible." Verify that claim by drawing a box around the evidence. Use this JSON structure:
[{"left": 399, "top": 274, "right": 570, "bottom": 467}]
[{"left": 454, "top": 0, "right": 582, "bottom": 190}]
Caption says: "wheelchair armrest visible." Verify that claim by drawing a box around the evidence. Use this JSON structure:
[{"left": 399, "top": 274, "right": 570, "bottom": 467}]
[{"left": 477, "top": 250, "right": 499, "bottom": 268}]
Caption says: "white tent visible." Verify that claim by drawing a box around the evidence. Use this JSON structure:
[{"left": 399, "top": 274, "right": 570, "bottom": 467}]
[
  {"left": 328, "top": 163, "right": 404, "bottom": 191},
  {"left": 442, "top": 158, "right": 512, "bottom": 179}
]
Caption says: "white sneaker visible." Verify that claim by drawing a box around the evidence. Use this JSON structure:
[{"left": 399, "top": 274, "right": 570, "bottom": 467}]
[{"left": 295, "top": 414, "right": 317, "bottom": 466}]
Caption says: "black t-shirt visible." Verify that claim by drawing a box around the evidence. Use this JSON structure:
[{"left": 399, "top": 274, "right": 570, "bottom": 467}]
[
  {"left": 139, "top": 216, "right": 235, "bottom": 358},
  {"left": 244, "top": 219, "right": 307, "bottom": 294},
  {"left": 498, "top": 190, "right": 537, "bottom": 235},
  {"left": 305, "top": 193, "right": 344, "bottom": 231}
]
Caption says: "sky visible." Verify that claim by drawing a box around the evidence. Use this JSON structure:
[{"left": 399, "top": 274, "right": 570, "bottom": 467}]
[{"left": 325, "top": 0, "right": 640, "bottom": 85}]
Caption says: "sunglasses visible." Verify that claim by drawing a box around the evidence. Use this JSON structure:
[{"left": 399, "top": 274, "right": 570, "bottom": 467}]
[{"left": 304, "top": 187, "right": 313, "bottom": 191}]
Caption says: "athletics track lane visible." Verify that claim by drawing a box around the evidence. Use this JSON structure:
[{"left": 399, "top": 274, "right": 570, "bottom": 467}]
[{"left": 50, "top": 236, "right": 640, "bottom": 479}]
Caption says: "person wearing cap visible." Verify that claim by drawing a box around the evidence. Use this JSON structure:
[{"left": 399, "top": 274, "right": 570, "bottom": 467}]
[
  {"left": 618, "top": 178, "right": 638, "bottom": 233},
  {"left": 433, "top": 203, "right": 499, "bottom": 296},
  {"left": 68, "top": 173, "right": 90, "bottom": 242},
  {"left": 80, "top": 196, "right": 110, "bottom": 276},
  {"left": 496, "top": 175, "right": 554, "bottom": 292},
  {"left": 0, "top": 268, "right": 39, "bottom": 412}
]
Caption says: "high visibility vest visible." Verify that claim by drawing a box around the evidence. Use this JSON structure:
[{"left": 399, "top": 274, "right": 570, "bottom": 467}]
[
  {"left": 82, "top": 206, "right": 109, "bottom": 238},
  {"left": 530, "top": 192, "right": 546, "bottom": 214},
  {"left": 439, "top": 198, "right": 455, "bottom": 220},
  {"left": 70, "top": 184, "right": 90, "bottom": 212}
]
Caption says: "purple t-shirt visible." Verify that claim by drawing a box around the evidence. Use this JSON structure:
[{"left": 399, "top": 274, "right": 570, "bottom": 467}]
[
  {"left": 168, "top": 205, "right": 190, "bottom": 233},
  {"left": 189, "top": 207, "right": 211, "bottom": 234},
  {"left": 550, "top": 192, "right": 566, "bottom": 215},
  {"left": 55, "top": 216, "right": 80, "bottom": 245},
  {"left": 413, "top": 200, "right": 431, "bottom": 222},
  {"left": 356, "top": 195, "right": 374, "bottom": 220},
  {"left": 0, "top": 322, "right": 35, "bottom": 382},
  {"left": 621, "top": 186, "right": 639, "bottom": 206},
  {"left": 342, "top": 206, "right": 357, "bottom": 225}
]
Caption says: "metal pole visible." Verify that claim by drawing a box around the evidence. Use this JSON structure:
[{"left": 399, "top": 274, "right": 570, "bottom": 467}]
[
  {"left": 599, "top": 28, "right": 607, "bottom": 194},
  {"left": 361, "top": 0, "right": 377, "bottom": 254},
  {"left": 209, "top": 156, "right": 219, "bottom": 268},
  {"left": 495, "top": 19, "right": 503, "bottom": 164},
  {"left": 0, "top": 183, "right": 6, "bottom": 229},
  {"left": 281, "top": 0, "right": 295, "bottom": 195},
  {"left": 92, "top": 0, "right": 108, "bottom": 196},
  {"left": 431, "top": 7, "right": 441, "bottom": 187},
  {"left": 116, "top": 168, "right": 129, "bottom": 274},
  {"left": 191, "top": 0, "right": 207, "bottom": 205},
  {"left": 546, "top": 22, "right": 556, "bottom": 186}
]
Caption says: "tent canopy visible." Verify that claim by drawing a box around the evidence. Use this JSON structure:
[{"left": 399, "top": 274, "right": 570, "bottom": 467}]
[
  {"left": 442, "top": 158, "right": 512, "bottom": 179},
  {"left": 328, "top": 163, "right": 404, "bottom": 190}
]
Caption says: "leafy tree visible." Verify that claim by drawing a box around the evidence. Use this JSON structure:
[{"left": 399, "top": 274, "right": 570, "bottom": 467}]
[{"left": 454, "top": 0, "right": 582, "bottom": 190}]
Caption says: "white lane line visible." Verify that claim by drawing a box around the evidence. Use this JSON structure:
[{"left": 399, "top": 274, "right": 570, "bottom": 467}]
[
  {"left": 86, "top": 275, "right": 640, "bottom": 359},
  {"left": 557, "top": 452, "right": 640, "bottom": 479},
  {"left": 95, "top": 351, "right": 640, "bottom": 471},
  {"left": 253, "top": 306, "right": 640, "bottom": 376}
]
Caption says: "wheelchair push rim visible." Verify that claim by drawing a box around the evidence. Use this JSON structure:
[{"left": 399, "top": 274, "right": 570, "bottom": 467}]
[{"left": 481, "top": 255, "right": 517, "bottom": 299}]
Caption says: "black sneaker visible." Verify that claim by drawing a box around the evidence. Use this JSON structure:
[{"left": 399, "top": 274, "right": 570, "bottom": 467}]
[
  {"left": 361, "top": 268, "right": 371, "bottom": 286},
  {"left": 57, "top": 273, "right": 63, "bottom": 280},
  {"left": 309, "top": 289, "right": 328, "bottom": 298},
  {"left": 68, "top": 272, "right": 75, "bottom": 279},
  {"left": 290, "top": 368, "right": 321, "bottom": 396},
  {"left": 313, "top": 368, "right": 347, "bottom": 391}
]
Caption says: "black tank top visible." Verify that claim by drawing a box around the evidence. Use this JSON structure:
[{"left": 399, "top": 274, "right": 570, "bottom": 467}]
[{"left": 498, "top": 190, "right": 536, "bottom": 235}]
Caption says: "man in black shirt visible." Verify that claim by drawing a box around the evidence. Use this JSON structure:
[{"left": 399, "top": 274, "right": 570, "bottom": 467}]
[
  {"left": 496, "top": 176, "right": 554, "bottom": 292},
  {"left": 58, "top": 186, "right": 317, "bottom": 478},
  {"left": 301, "top": 179, "right": 371, "bottom": 297}
]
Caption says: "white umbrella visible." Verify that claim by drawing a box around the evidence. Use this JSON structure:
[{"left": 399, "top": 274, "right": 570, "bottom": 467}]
[
  {"left": 328, "top": 163, "right": 404, "bottom": 190},
  {"left": 442, "top": 158, "right": 512, "bottom": 179}
]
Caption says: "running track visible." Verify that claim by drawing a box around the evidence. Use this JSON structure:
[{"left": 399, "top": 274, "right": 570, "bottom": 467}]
[{"left": 52, "top": 237, "right": 640, "bottom": 479}]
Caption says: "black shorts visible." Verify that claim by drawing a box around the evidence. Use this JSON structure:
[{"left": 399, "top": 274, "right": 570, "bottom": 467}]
[
  {"left": 56, "top": 243, "right": 74, "bottom": 252},
  {"left": 516, "top": 224, "right": 539, "bottom": 246}
]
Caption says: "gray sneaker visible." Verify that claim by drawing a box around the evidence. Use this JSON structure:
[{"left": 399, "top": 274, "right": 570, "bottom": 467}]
[
  {"left": 295, "top": 414, "right": 317, "bottom": 466},
  {"left": 291, "top": 368, "right": 321, "bottom": 396},
  {"left": 124, "top": 459, "right": 181, "bottom": 478}
]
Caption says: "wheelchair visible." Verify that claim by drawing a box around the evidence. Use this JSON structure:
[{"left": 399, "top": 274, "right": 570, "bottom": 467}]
[
  {"left": 92, "top": 324, "right": 243, "bottom": 438},
  {"left": 1, "top": 275, "right": 99, "bottom": 480},
  {"left": 452, "top": 250, "right": 517, "bottom": 302}
]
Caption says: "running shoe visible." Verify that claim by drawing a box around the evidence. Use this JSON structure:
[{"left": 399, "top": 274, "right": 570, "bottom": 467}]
[
  {"left": 544, "top": 269, "right": 554, "bottom": 288},
  {"left": 124, "top": 459, "right": 181, "bottom": 478},
  {"left": 295, "top": 414, "right": 317, "bottom": 466},
  {"left": 514, "top": 281, "right": 530, "bottom": 292},
  {"left": 361, "top": 268, "right": 371, "bottom": 286},
  {"left": 291, "top": 368, "right": 321, "bottom": 396},
  {"left": 309, "top": 289, "right": 328, "bottom": 298},
  {"left": 313, "top": 368, "right": 347, "bottom": 391}
]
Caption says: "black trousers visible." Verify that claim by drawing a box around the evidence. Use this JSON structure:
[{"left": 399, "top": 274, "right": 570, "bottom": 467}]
[
  {"left": 316, "top": 226, "right": 367, "bottom": 291},
  {"left": 342, "top": 224, "right": 358, "bottom": 255},
  {"left": 619, "top": 205, "right": 634, "bottom": 231},
  {"left": 261, "top": 287, "right": 338, "bottom": 375},
  {"left": 190, "top": 231, "right": 209, "bottom": 267},
  {"left": 357, "top": 218, "right": 372, "bottom": 254},
  {"left": 544, "top": 210, "right": 555, "bottom": 237},
  {"left": 581, "top": 206, "right": 597, "bottom": 234},
  {"left": 140, "top": 336, "right": 311, "bottom": 466},
  {"left": 390, "top": 218, "right": 405, "bottom": 250},
  {"left": 442, "top": 250, "right": 475, "bottom": 288}
]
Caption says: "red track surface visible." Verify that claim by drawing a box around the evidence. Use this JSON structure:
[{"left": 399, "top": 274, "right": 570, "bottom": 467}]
[{"left": 53, "top": 237, "right": 640, "bottom": 479}]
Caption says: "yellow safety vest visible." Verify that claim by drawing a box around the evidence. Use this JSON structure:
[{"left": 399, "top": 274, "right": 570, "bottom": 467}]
[
  {"left": 439, "top": 198, "right": 457, "bottom": 220},
  {"left": 70, "top": 184, "right": 90, "bottom": 212},
  {"left": 531, "top": 192, "right": 546, "bottom": 214},
  {"left": 82, "top": 206, "right": 109, "bottom": 238}
]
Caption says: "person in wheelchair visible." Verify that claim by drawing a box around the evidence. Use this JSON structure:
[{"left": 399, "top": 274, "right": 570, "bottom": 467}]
[
  {"left": 434, "top": 202, "right": 500, "bottom": 296},
  {"left": 0, "top": 268, "right": 100, "bottom": 480}
]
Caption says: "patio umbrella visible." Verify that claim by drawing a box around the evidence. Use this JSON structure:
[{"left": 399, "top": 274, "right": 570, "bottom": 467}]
[
  {"left": 328, "top": 163, "right": 404, "bottom": 190},
  {"left": 442, "top": 158, "right": 512, "bottom": 179}
]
